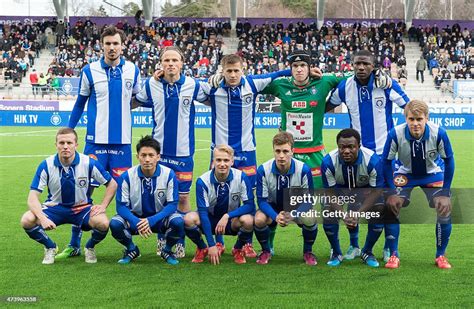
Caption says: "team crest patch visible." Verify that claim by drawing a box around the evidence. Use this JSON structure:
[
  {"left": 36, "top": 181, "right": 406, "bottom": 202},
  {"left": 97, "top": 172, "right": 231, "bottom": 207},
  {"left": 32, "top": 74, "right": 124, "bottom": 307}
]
[
  {"left": 125, "top": 79, "right": 133, "bottom": 90},
  {"left": 182, "top": 96, "right": 191, "bottom": 106},
  {"left": 358, "top": 175, "right": 368, "bottom": 183},
  {"left": 428, "top": 150, "right": 437, "bottom": 159},
  {"left": 375, "top": 97, "right": 386, "bottom": 109},
  {"left": 78, "top": 177, "right": 88, "bottom": 188},
  {"left": 157, "top": 190, "right": 166, "bottom": 198},
  {"left": 232, "top": 193, "right": 240, "bottom": 201},
  {"left": 310, "top": 87, "right": 317, "bottom": 95},
  {"left": 393, "top": 175, "right": 408, "bottom": 187},
  {"left": 243, "top": 94, "right": 253, "bottom": 104}
]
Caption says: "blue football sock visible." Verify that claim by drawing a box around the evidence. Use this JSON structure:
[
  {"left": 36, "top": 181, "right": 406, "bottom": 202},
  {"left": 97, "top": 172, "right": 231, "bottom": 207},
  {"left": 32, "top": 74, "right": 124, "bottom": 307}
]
[
  {"left": 176, "top": 210, "right": 187, "bottom": 246},
  {"left": 25, "top": 225, "right": 56, "bottom": 249},
  {"left": 323, "top": 224, "right": 342, "bottom": 256},
  {"left": 165, "top": 216, "right": 185, "bottom": 252},
  {"left": 348, "top": 224, "right": 359, "bottom": 248},
  {"left": 268, "top": 225, "right": 277, "bottom": 247},
  {"left": 69, "top": 225, "right": 83, "bottom": 248},
  {"left": 436, "top": 216, "right": 452, "bottom": 257},
  {"left": 234, "top": 227, "right": 253, "bottom": 249},
  {"left": 362, "top": 224, "right": 384, "bottom": 254},
  {"left": 384, "top": 223, "right": 400, "bottom": 256},
  {"left": 254, "top": 225, "right": 271, "bottom": 252},
  {"left": 110, "top": 218, "right": 134, "bottom": 251},
  {"left": 215, "top": 234, "right": 225, "bottom": 245},
  {"left": 302, "top": 224, "right": 317, "bottom": 254},
  {"left": 85, "top": 228, "right": 108, "bottom": 249},
  {"left": 184, "top": 225, "right": 207, "bottom": 249}
]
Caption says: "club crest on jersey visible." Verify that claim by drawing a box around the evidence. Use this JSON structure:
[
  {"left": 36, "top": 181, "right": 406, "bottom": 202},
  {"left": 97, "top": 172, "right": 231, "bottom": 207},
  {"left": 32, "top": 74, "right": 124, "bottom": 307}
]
[
  {"left": 358, "top": 175, "right": 369, "bottom": 183},
  {"left": 182, "top": 97, "right": 191, "bottom": 106},
  {"left": 157, "top": 190, "right": 166, "bottom": 198},
  {"left": 393, "top": 175, "right": 408, "bottom": 187},
  {"left": 78, "top": 177, "right": 88, "bottom": 188},
  {"left": 125, "top": 79, "right": 133, "bottom": 90},
  {"left": 428, "top": 150, "right": 437, "bottom": 159},
  {"left": 292, "top": 101, "right": 307, "bottom": 108},
  {"left": 310, "top": 87, "right": 317, "bottom": 95},
  {"left": 243, "top": 94, "right": 253, "bottom": 104},
  {"left": 375, "top": 97, "right": 386, "bottom": 109},
  {"left": 232, "top": 193, "right": 240, "bottom": 201}
]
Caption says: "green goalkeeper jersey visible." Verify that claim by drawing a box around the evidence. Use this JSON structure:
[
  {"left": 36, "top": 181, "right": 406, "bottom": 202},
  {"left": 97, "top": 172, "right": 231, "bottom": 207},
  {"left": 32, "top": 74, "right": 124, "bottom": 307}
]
[{"left": 262, "top": 74, "right": 346, "bottom": 153}]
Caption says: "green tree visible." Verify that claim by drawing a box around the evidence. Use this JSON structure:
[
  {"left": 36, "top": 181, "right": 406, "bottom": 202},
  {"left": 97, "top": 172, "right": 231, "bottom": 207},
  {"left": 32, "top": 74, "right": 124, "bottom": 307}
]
[
  {"left": 123, "top": 2, "right": 141, "bottom": 16},
  {"left": 162, "top": 0, "right": 219, "bottom": 17},
  {"left": 279, "top": 0, "right": 315, "bottom": 17}
]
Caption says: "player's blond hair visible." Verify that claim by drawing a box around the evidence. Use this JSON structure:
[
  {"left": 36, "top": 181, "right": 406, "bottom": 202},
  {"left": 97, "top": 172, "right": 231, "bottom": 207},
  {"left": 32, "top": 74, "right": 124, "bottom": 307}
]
[
  {"left": 404, "top": 100, "right": 429, "bottom": 117},
  {"left": 56, "top": 127, "right": 78, "bottom": 142},
  {"left": 159, "top": 46, "right": 185, "bottom": 62},
  {"left": 213, "top": 144, "right": 234, "bottom": 157},
  {"left": 221, "top": 54, "right": 243, "bottom": 68}
]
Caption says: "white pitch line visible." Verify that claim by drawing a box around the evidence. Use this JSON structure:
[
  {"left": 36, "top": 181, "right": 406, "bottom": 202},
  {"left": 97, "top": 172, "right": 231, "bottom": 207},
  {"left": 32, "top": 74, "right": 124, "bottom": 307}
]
[
  {"left": 0, "top": 154, "right": 52, "bottom": 158},
  {"left": 0, "top": 129, "right": 58, "bottom": 136}
]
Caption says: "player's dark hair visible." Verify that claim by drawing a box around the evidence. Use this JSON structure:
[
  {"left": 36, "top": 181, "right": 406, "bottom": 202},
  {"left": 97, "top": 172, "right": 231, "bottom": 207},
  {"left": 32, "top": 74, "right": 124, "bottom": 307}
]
[
  {"left": 56, "top": 127, "right": 78, "bottom": 142},
  {"left": 159, "top": 46, "right": 185, "bottom": 62},
  {"left": 100, "top": 26, "right": 125, "bottom": 44},
  {"left": 136, "top": 135, "right": 161, "bottom": 154},
  {"left": 336, "top": 128, "right": 361, "bottom": 145},
  {"left": 273, "top": 131, "right": 294, "bottom": 148},
  {"left": 352, "top": 50, "right": 375, "bottom": 63},
  {"left": 221, "top": 54, "right": 243, "bottom": 68}
]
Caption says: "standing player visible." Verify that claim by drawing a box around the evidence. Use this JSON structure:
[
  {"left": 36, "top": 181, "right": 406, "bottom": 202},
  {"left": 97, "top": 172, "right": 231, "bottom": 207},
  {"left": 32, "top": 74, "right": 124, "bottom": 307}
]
[
  {"left": 382, "top": 100, "right": 454, "bottom": 269},
  {"left": 328, "top": 50, "right": 410, "bottom": 261},
  {"left": 321, "top": 128, "right": 385, "bottom": 267},
  {"left": 261, "top": 50, "right": 391, "bottom": 253},
  {"left": 20, "top": 128, "right": 117, "bottom": 264},
  {"left": 135, "top": 46, "right": 208, "bottom": 257},
  {"left": 184, "top": 145, "right": 255, "bottom": 265},
  {"left": 58, "top": 26, "right": 141, "bottom": 259},
  {"left": 109, "top": 136, "right": 184, "bottom": 265},
  {"left": 254, "top": 132, "right": 318, "bottom": 265}
]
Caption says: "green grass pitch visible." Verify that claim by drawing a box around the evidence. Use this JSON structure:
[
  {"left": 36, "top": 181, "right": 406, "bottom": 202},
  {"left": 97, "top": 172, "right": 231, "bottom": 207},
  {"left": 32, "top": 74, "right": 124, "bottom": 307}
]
[{"left": 0, "top": 127, "right": 473, "bottom": 307}]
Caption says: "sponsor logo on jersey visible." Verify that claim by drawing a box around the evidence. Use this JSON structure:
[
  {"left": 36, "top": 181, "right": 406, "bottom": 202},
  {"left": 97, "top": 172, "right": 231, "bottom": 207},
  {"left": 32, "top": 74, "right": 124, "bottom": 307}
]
[
  {"left": 112, "top": 167, "right": 129, "bottom": 178},
  {"left": 310, "top": 100, "right": 318, "bottom": 107},
  {"left": 393, "top": 175, "right": 408, "bottom": 187},
  {"left": 88, "top": 154, "right": 98, "bottom": 160},
  {"left": 286, "top": 113, "right": 313, "bottom": 141},
  {"left": 292, "top": 101, "right": 307, "bottom": 108}
]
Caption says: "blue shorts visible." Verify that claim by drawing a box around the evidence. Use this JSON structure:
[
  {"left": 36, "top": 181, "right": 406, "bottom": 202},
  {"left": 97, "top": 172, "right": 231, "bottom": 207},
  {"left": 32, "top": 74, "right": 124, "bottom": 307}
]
[
  {"left": 84, "top": 143, "right": 132, "bottom": 180},
  {"left": 201, "top": 215, "right": 238, "bottom": 236},
  {"left": 210, "top": 150, "right": 257, "bottom": 188},
  {"left": 393, "top": 172, "right": 444, "bottom": 207},
  {"left": 42, "top": 204, "right": 91, "bottom": 228},
  {"left": 160, "top": 155, "right": 194, "bottom": 194},
  {"left": 113, "top": 212, "right": 183, "bottom": 234}
]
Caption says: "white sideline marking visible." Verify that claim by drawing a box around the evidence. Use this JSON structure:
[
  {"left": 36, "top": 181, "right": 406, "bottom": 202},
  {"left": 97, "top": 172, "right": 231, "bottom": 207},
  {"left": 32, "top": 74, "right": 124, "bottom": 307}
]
[{"left": 0, "top": 129, "right": 58, "bottom": 136}]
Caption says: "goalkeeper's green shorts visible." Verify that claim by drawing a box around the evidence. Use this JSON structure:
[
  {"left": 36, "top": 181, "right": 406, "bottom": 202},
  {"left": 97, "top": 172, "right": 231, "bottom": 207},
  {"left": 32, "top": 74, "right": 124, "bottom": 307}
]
[{"left": 294, "top": 149, "right": 325, "bottom": 189}]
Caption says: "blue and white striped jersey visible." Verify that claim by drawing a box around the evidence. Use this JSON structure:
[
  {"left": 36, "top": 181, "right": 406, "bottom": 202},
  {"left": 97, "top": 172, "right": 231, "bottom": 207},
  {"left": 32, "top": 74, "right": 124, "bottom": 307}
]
[
  {"left": 78, "top": 57, "right": 141, "bottom": 144},
  {"left": 116, "top": 164, "right": 178, "bottom": 218},
  {"left": 382, "top": 122, "right": 454, "bottom": 176},
  {"left": 329, "top": 74, "right": 410, "bottom": 155},
  {"left": 202, "top": 71, "right": 290, "bottom": 152},
  {"left": 136, "top": 74, "right": 208, "bottom": 157},
  {"left": 321, "top": 146, "right": 384, "bottom": 188},
  {"left": 196, "top": 167, "right": 254, "bottom": 218},
  {"left": 30, "top": 152, "right": 111, "bottom": 207}
]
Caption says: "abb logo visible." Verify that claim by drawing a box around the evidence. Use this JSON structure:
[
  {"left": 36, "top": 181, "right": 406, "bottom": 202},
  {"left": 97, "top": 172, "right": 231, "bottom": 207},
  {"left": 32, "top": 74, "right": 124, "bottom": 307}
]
[{"left": 291, "top": 101, "right": 307, "bottom": 108}]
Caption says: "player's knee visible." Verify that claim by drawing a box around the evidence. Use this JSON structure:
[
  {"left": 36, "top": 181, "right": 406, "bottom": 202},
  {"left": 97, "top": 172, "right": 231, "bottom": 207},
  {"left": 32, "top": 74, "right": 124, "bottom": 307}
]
[
  {"left": 254, "top": 212, "right": 267, "bottom": 228},
  {"left": 90, "top": 215, "right": 109, "bottom": 231},
  {"left": 20, "top": 211, "right": 36, "bottom": 228},
  {"left": 109, "top": 217, "right": 126, "bottom": 233},
  {"left": 239, "top": 214, "right": 254, "bottom": 230},
  {"left": 184, "top": 211, "right": 199, "bottom": 227},
  {"left": 169, "top": 216, "right": 185, "bottom": 232}
]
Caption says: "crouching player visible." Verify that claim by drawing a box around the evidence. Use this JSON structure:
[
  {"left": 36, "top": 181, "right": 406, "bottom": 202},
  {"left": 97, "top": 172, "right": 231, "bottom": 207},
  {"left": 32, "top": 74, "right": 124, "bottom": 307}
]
[
  {"left": 109, "top": 136, "right": 184, "bottom": 265},
  {"left": 321, "top": 129, "right": 385, "bottom": 267},
  {"left": 21, "top": 128, "right": 116, "bottom": 264},
  {"left": 184, "top": 145, "right": 255, "bottom": 264},
  {"left": 383, "top": 100, "right": 454, "bottom": 269},
  {"left": 254, "top": 132, "right": 318, "bottom": 265}
]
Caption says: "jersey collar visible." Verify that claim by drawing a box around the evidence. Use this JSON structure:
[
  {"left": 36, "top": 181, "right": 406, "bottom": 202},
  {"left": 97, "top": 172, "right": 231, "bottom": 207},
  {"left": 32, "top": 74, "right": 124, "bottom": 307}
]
[
  {"left": 54, "top": 151, "right": 80, "bottom": 167},
  {"left": 271, "top": 158, "right": 296, "bottom": 176},
  {"left": 210, "top": 168, "right": 234, "bottom": 184},
  {"left": 100, "top": 57, "right": 125, "bottom": 69},
  {"left": 137, "top": 164, "right": 161, "bottom": 178},
  {"left": 354, "top": 72, "right": 375, "bottom": 90},
  {"left": 161, "top": 74, "right": 186, "bottom": 85},
  {"left": 404, "top": 123, "right": 430, "bottom": 141}
]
